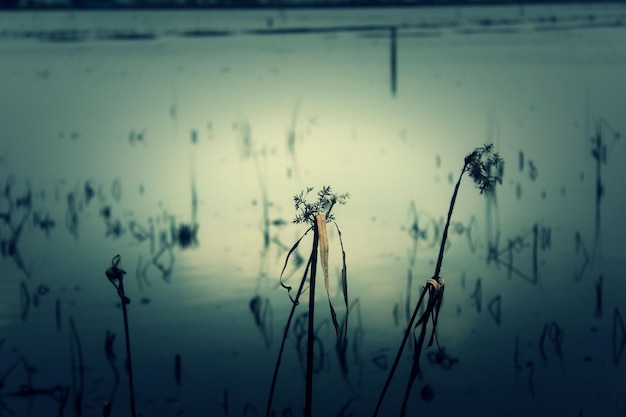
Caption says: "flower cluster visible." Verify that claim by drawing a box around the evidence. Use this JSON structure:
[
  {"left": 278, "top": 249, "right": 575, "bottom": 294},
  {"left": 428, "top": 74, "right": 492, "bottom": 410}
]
[
  {"left": 293, "top": 186, "right": 349, "bottom": 225},
  {"left": 464, "top": 144, "right": 504, "bottom": 194}
]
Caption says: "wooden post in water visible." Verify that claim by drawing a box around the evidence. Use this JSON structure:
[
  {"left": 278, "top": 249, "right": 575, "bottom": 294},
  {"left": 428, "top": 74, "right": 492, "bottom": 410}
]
[{"left": 390, "top": 26, "right": 397, "bottom": 97}]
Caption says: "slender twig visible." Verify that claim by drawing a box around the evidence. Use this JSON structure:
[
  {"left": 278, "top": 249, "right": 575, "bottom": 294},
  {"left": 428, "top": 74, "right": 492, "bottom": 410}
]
[
  {"left": 265, "top": 256, "right": 312, "bottom": 417},
  {"left": 106, "top": 255, "right": 136, "bottom": 417},
  {"left": 118, "top": 279, "right": 136, "bottom": 417},
  {"left": 69, "top": 317, "right": 85, "bottom": 417},
  {"left": 305, "top": 224, "right": 319, "bottom": 417}
]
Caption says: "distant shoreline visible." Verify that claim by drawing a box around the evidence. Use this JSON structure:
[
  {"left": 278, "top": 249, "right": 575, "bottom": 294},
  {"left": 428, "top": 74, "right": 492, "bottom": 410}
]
[{"left": 2, "top": 0, "right": 626, "bottom": 12}]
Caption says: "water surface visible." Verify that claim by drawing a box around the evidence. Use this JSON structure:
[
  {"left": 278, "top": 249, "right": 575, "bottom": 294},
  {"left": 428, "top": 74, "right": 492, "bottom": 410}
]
[{"left": 1, "top": 4, "right": 626, "bottom": 417}]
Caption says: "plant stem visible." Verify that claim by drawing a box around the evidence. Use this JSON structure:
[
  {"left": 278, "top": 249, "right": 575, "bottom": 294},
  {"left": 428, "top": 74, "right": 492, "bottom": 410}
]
[
  {"left": 265, "top": 257, "right": 312, "bottom": 417},
  {"left": 373, "top": 163, "right": 467, "bottom": 417},
  {"left": 305, "top": 224, "right": 319, "bottom": 417},
  {"left": 118, "top": 280, "right": 136, "bottom": 417},
  {"left": 434, "top": 163, "right": 467, "bottom": 279},
  {"left": 69, "top": 317, "right": 85, "bottom": 417},
  {"left": 372, "top": 285, "right": 428, "bottom": 417}
]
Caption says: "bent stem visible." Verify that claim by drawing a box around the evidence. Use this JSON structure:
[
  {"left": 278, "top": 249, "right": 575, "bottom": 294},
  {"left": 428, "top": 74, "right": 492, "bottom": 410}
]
[
  {"left": 106, "top": 255, "right": 136, "bottom": 417},
  {"left": 373, "top": 162, "right": 465, "bottom": 417},
  {"left": 373, "top": 145, "right": 502, "bottom": 416}
]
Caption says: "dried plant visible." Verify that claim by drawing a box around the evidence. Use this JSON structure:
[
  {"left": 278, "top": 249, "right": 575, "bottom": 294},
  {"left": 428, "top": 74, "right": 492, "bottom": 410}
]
[
  {"left": 266, "top": 186, "right": 349, "bottom": 417},
  {"left": 373, "top": 144, "right": 503, "bottom": 416},
  {"left": 105, "top": 254, "right": 136, "bottom": 417}
]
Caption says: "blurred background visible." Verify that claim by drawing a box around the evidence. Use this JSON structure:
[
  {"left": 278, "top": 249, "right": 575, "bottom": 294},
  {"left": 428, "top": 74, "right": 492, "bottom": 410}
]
[{"left": 1, "top": 1, "right": 626, "bottom": 416}]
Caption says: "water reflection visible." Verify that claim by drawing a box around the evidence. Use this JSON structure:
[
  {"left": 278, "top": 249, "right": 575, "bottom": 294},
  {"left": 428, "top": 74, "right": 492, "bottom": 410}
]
[{"left": 1, "top": 4, "right": 626, "bottom": 417}]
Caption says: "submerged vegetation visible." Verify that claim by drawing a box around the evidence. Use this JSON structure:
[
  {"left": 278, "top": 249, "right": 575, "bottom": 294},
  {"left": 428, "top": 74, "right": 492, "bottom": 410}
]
[
  {"left": 373, "top": 144, "right": 503, "bottom": 416},
  {"left": 266, "top": 186, "right": 349, "bottom": 417}
]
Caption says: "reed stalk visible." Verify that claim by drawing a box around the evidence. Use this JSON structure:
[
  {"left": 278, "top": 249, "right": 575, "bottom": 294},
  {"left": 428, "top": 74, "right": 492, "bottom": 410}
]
[
  {"left": 265, "top": 186, "right": 349, "bottom": 417},
  {"left": 105, "top": 254, "right": 136, "bottom": 417},
  {"left": 373, "top": 145, "right": 503, "bottom": 416}
]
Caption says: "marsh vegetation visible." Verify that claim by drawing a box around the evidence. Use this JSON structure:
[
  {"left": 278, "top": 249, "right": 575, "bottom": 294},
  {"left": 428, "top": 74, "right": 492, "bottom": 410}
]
[{"left": 1, "top": 3, "right": 626, "bottom": 417}]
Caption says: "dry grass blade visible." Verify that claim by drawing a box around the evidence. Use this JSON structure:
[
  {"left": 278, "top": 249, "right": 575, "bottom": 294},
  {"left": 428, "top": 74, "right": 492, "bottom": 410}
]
[
  {"left": 279, "top": 226, "right": 313, "bottom": 303},
  {"left": 317, "top": 214, "right": 340, "bottom": 338},
  {"left": 334, "top": 221, "right": 349, "bottom": 342},
  {"left": 317, "top": 215, "right": 329, "bottom": 286}
]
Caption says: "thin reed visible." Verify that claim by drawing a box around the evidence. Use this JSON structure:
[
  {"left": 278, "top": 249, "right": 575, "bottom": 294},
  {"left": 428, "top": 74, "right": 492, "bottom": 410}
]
[
  {"left": 266, "top": 186, "right": 349, "bottom": 417},
  {"left": 105, "top": 254, "right": 137, "bottom": 417},
  {"left": 373, "top": 145, "right": 503, "bottom": 416}
]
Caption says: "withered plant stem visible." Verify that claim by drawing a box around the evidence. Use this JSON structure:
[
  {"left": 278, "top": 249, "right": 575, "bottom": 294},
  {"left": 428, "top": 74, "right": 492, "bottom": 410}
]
[
  {"left": 434, "top": 162, "right": 467, "bottom": 279},
  {"left": 373, "top": 162, "right": 467, "bottom": 417},
  {"left": 305, "top": 223, "right": 320, "bottom": 417},
  {"left": 118, "top": 280, "right": 136, "bottom": 417},
  {"left": 265, "top": 256, "right": 312, "bottom": 417}
]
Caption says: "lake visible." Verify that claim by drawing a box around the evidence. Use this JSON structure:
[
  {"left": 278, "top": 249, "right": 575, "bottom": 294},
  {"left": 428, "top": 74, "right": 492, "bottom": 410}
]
[{"left": 1, "top": 3, "right": 626, "bottom": 416}]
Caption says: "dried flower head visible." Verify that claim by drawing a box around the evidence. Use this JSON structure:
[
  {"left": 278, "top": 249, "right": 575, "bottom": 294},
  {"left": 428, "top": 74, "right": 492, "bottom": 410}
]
[
  {"left": 106, "top": 254, "right": 130, "bottom": 305},
  {"left": 293, "top": 186, "right": 349, "bottom": 225},
  {"left": 106, "top": 254, "right": 126, "bottom": 284},
  {"left": 464, "top": 144, "right": 504, "bottom": 194}
]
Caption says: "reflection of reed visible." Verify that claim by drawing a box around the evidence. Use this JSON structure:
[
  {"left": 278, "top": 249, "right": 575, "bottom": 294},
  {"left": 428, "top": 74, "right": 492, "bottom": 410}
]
[
  {"left": 589, "top": 117, "right": 619, "bottom": 259},
  {"left": 404, "top": 202, "right": 418, "bottom": 325},
  {"left": 335, "top": 298, "right": 364, "bottom": 394},
  {"left": 1, "top": 210, "right": 30, "bottom": 277},
  {"left": 538, "top": 320, "right": 564, "bottom": 370},
  {"left": 19, "top": 281, "right": 29, "bottom": 321},
  {"left": 249, "top": 296, "right": 273, "bottom": 348},
  {"left": 595, "top": 275, "right": 603, "bottom": 318},
  {"left": 221, "top": 388, "right": 229, "bottom": 416},
  {"left": 235, "top": 119, "right": 271, "bottom": 255},
  {"left": 69, "top": 317, "right": 85, "bottom": 417},
  {"left": 286, "top": 103, "right": 301, "bottom": 179},
  {"left": 54, "top": 298, "right": 61, "bottom": 332},
  {"left": 1, "top": 340, "right": 72, "bottom": 415},
  {"left": 613, "top": 308, "right": 625, "bottom": 366},
  {"left": 390, "top": 27, "right": 397, "bottom": 96},
  {"left": 487, "top": 225, "right": 541, "bottom": 285},
  {"left": 104, "top": 330, "right": 119, "bottom": 407},
  {"left": 174, "top": 354, "right": 182, "bottom": 386}
]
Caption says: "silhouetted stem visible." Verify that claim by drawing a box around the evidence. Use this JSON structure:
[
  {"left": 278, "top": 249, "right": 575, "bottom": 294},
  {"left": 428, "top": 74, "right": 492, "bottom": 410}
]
[
  {"left": 118, "top": 281, "right": 136, "bottom": 417},
  {"left": 434, "top": 163, "right": 467, "bottom": 279},
  {"left": 373, "top": 163, "right": 467, "bottom": 416},
  {"left": 69, "top": 317, "right": 85, "bottom": 417},
  {"left": 305, "top": 225, "right": 319, "bottom": 417},
  {"left": 400, "top": 287, "right": 440, "bottom": 417},
  {"left": 372, "top": 284, "right": 428, "bottom": 417},
  {"left": 103, "top": 402, "right": 112, "bottom": 417},
  {"left": 265, "top": 257, "right": 312, "bottom": 417}
]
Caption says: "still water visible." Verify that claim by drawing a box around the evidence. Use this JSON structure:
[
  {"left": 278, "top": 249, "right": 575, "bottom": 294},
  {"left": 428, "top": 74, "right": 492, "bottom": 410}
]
[{"left": 1, "top": 4, "right": 626, "bottom": 417}]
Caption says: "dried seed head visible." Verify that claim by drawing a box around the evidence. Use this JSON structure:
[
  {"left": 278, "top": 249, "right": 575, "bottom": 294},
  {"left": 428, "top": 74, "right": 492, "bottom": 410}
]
[
  {"left": 293, "top": 186, "right": 349, "bottom": 225},
  {"left": 106, "top": 254, "right": 126, "bottom": 283},
  {"left": 464, "top": 144, "right": 504, "bottom": 194}
]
